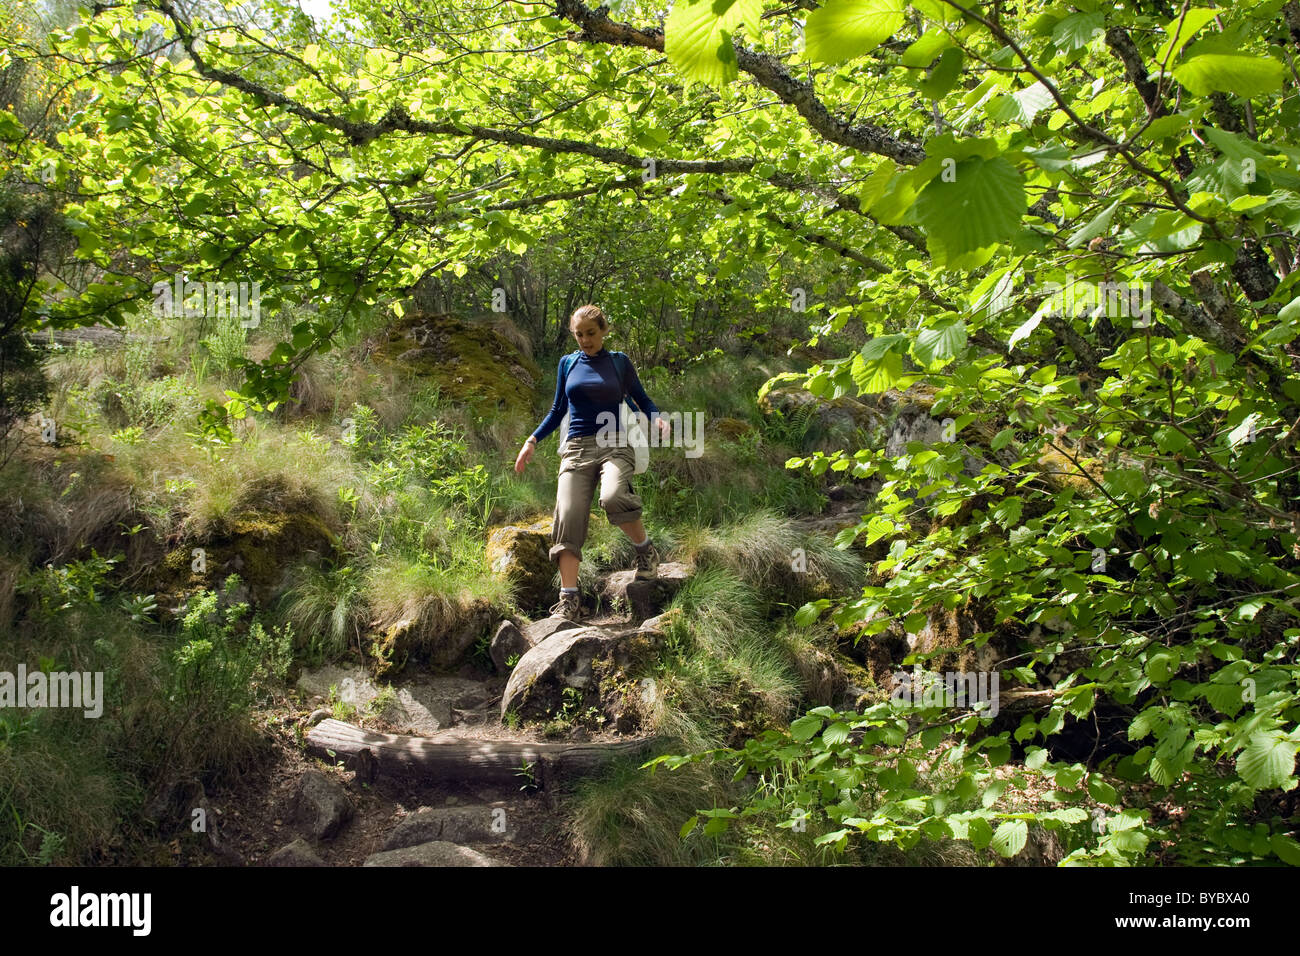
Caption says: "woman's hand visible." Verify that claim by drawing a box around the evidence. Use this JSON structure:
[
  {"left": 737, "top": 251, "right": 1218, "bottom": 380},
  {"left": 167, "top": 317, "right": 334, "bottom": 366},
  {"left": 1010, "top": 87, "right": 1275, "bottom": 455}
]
[
  {"left": 654, "top": 416, "right": 671, "bottom": 443},
  {"left": 514, "top": 439, "right": 535, "bottom": 474}
]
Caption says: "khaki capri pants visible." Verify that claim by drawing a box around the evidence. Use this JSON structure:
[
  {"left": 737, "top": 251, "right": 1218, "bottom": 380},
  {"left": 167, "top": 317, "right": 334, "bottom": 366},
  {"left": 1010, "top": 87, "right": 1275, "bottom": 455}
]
[{"left": 549, "top": 434, "right": 644, "bottom": 564}]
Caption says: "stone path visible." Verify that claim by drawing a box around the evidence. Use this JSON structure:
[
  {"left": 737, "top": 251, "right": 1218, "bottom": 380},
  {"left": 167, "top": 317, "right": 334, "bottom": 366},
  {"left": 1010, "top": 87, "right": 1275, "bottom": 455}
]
[{"left": 279, "top": 562, "right": 692, "bottom": 866}]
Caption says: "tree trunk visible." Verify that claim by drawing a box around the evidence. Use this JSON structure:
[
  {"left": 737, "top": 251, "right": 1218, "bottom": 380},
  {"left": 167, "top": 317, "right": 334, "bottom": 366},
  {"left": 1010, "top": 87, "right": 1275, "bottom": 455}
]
[{"left": 306, "top": 719, "right": 658, "bottom": 785}]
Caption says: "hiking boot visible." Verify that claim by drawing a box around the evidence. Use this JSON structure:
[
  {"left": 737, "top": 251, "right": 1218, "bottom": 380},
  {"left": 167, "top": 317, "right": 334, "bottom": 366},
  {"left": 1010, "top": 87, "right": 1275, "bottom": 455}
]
[
  {"left": 633, "top": 541, "right": 660, "bottom": 579},
  {"left": 549, "top": 590, "right": 583, "bottom": 622}
]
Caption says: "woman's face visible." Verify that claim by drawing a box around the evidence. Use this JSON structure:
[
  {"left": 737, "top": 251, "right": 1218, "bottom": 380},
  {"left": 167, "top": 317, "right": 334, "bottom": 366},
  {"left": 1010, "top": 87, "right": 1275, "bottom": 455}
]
[{"left": 571, "top": 317, "right": 606, "bottom": 355}]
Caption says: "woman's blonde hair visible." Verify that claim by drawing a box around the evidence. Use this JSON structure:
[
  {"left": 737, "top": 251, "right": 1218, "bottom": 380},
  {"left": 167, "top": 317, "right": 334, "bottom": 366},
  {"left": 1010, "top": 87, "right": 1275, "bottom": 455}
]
[{"left": 570, "top": 304, "right": 608, "bottom": 331}]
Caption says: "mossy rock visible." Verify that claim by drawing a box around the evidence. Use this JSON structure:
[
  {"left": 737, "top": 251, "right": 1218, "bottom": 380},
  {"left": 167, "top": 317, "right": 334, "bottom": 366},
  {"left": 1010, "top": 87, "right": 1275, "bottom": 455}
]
[
  {"left": 367, "top": 595, "right": 496, "bottom": 677},
  {"left": 905, "top": 605, "right": 1006, "bottom": 676},
  {"left": 485, "top": 516, "right": 554, "bottom": 613},
  {"left": 838, "top": 614, "right": 910, "bottom": 686},
  {"left": 758, "top": 385, "right": 885, "bottom": 454},
  {"left": 834, "top": 652, "right": 879, "bottom": 710},
  {"left": 721, "top": 676, "right": 786, "bottom": 749},
  {"left": 589, "top": 630, "right": 662, "bottom": 734},
  {"left": 156, "top": 508, "right": 340, "bottom": 616},
  {"left": 713, "top": 417, "right": 755, "bottom": 442},
  {"left": 502, "top": 625, "right": 661, "bottom": 724},
  {"left": 370, "top": 312, "right": 541, "bottom": 419}
]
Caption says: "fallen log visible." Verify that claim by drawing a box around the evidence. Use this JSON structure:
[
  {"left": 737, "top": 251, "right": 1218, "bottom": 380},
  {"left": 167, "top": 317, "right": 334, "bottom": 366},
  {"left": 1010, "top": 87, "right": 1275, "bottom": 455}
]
[{"left": 305, "top": 719, "right": 657, "bottom": 786}]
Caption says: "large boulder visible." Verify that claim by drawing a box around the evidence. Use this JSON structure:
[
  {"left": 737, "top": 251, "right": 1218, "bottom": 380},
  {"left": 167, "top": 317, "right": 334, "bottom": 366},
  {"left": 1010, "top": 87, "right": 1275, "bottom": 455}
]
[
  {"left": 876, "top": 390, "right": 988, "bottom": 478},
  {"left": 489, "top": 620, "right": 529, "bottom": 673},
  {"left": 490, "top": 615, "right": 584, "bottom": 673},
  {"left": 838, "top": 613, "right": 912, "bottom": 685},
  {"left": 485, "top": 517, "right": 556, "bottom": 613},
  {"left": 904, "top": 605, "right": 1005, "bottom": 675},
  {"left": 500, "top": 623, "right": 663, "bottom": 722}
]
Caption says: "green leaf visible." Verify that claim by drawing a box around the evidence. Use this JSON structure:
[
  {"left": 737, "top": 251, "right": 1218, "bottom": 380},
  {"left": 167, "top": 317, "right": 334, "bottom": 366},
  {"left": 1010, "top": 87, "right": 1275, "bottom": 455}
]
[
  {"left": 1103, "top": 468, "right": 1147, "bottom": 498},
  {"left": 790, "top": 713, "right": 823, "bottom": 742},
  {"left": 1154, "top": 8, "right": 1222, "bottom": 66},
  {"left": 666, "top": 0, "right": 763, "bottom": 86},
  {"left": 986, "top": 82, "right": 1054, "bottom": 126},
  {"left": 912, "top": 319, "right": 966, "bottom": 366},
  {"left": 1087, "top": 776, "right": 1118, "bottom": 804},
  {"left": 992, "top": 496, "right": 1022, "bottom": 529},
  {"left": 1173, "top": 55, "right": 1285, "bottom": 97},
  {"left": 794, "top": 599, "right": 831, "bottom": 627},
  {"left": 919, "top": 47, "right": 964, "bottom": 100},
  {"left": 804, "top": 0, "right": 907, "bottom": 65},
  {"left": 1271, "top": 833, "right": 1300, "bottom": 866},
  {"left": 913, "top": 156, "right": 1026, "bottom": 266},
  {"left": 850, "top": 350, "right": 904, "bottom": 393},
  {"left": 991, "top": 818, "right": 1028, "bottom": 857},
  {"left": 1052, "top": 12, "right": 1104, "bottom": 51},
  {"left": 1279, "top": 296, "right": 1300, "bottom": 325},
  {"left": 1145, "top": 652, "right": 1176, "bottom": 685},
  {"left": 1140, "top": 112, "right": 1192, "bottom": 143},
  {"left": 823, "top": 721, "right": 851, "bottom": 745},
  {"left": 813, "top": 828, "right": 850, "bottom": 848},
  {"left": 1236, "top": 732, "right": 1299, "bottom": 790},
  {"left": 1202, "top": 681, "right": 1247, "bottom": 718},
  {"left": 901, "top": 29, "right": 952, "bottom": 68},
  {"left": 859, "top": 333, "right": 909, "bottom": 360}
]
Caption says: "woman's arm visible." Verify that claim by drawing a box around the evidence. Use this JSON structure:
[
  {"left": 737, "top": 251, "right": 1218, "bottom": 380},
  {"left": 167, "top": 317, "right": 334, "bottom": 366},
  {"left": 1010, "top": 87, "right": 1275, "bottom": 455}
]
[
  {"left": 623, "top": 357, "right": 667, "bottom": 435},
  {"left": 530, "top": 355, "right": 571, "bottom": 445},
  {"left": 623, "top": 358, "right": 659, "bottom": 416}
]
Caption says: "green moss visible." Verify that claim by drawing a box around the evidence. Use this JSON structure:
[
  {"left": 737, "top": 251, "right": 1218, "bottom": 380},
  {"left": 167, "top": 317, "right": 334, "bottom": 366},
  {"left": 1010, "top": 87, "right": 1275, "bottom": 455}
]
[
  {"left": 371, "top": 313, "right": 541, "bottom": 419},
  {"left": 154, "top": 508, "right": 340, "bottom": 614},
  {"left": 484, "top": 516, "right": 554, "bottom": 611}
]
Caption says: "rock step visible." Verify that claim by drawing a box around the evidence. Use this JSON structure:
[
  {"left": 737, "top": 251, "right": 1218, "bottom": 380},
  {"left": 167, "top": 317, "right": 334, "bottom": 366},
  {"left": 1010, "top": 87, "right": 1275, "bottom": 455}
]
[
  {"left": 305, "top": 718, "right": 657, "bottom": 786},
  {"left": 499, "top": 615, "right": 670, "bottom": 724},
  {"left": 296, "top": 667, "right": 488, "bottom": 735},
  {"left": 382, "top": 804, "right": 518, "bottom": 850},
  {"left": 363, "top": 840, "right": 502, "bottom": 867}
]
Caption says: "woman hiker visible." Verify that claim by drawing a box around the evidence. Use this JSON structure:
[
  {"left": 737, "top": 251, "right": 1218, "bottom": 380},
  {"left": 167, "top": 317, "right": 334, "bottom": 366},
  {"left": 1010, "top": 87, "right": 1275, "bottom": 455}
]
[{"left": 513, "top": 304, "right": 671, "bottom": 621}]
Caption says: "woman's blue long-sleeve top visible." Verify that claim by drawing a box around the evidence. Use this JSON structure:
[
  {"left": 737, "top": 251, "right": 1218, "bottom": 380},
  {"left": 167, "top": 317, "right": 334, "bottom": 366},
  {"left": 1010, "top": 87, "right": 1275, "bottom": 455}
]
[{"left": 530, "top": 347, "right": 660, "bottom": 445}]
